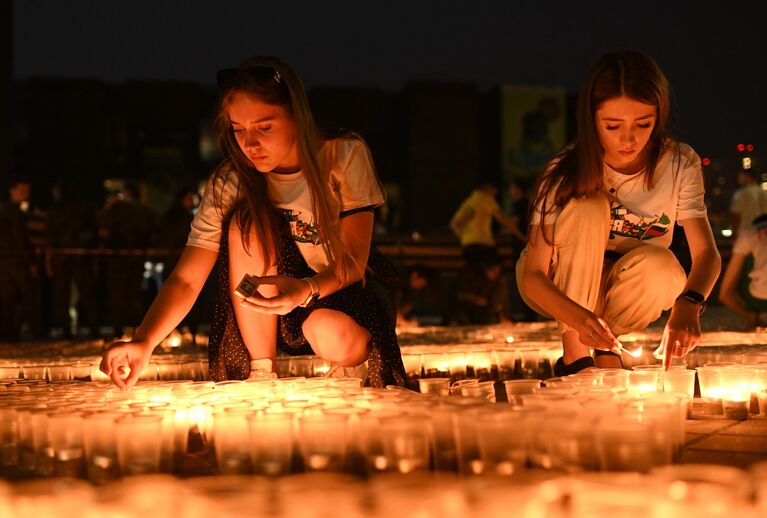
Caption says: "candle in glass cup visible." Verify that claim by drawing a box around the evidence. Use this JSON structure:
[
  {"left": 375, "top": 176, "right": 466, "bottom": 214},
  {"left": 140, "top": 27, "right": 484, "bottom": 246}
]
[
  {"left": 718, "top": 368, "right": 754, "bottom": 420},
  {"left": 116, "top": 414, "right": 163, "bottom": 475},
  {"left": 628, "top": 370, "right": 660, "bottom": 393},
  {"left": 248, "top": 412, "right": 294, "bottom": 476},
  {"left": 213, "top": 409, "right": 252, "bottom": 475},
  {"left": 418, "top": 378, "right": 450, "bottom": 396},
  {"left": 47, "top": 411, "right": 85, "bottom": 478},
  {"left": 662, "top": 369, "right": 696, "bottom": 416},
  {"left": 298, "top": 414, "right": 349, "bottom": 472},
  {"left": 378, "top": 415, "right": 432, "bottom": 474},
  {"left": 83, "top": 412, "right": 122, "bottom": 484},
  {"left": 503, "top": 379, "right": 541, "bottom": 405}
]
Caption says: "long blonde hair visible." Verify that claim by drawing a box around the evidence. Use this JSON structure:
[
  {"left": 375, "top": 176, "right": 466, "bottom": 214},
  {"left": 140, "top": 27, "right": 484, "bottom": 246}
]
[{"left": 212, "top": 56, "right": 356, "bottom": 283}]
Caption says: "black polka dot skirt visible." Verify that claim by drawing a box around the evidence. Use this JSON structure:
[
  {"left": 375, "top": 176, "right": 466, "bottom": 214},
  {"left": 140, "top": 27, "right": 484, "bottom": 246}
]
[{"left": 207, "top": 217, "right": 407, "bottom": 388}]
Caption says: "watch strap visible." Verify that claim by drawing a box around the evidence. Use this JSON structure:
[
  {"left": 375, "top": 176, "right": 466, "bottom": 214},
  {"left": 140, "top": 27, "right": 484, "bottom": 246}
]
[
  {"left": 676, "top": 289, "right": 706, "bottom": 315},
  {"left": 299, "top": 277, "right": 320, "bottom": 308}
]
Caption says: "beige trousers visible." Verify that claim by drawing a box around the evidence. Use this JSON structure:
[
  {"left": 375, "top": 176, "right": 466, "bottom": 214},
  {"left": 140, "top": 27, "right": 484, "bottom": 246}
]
[{"left": 516, "top": 194, "right": 687, "bottom": 336}]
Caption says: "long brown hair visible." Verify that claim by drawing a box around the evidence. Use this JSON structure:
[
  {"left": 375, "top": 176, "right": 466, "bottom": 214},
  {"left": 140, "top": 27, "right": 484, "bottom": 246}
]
[
  {"left": 212, "top": 56, "right": 356, "bottom": 283},
  {"left": 532, "top": 50, "right": 677, "bottom": 234}
]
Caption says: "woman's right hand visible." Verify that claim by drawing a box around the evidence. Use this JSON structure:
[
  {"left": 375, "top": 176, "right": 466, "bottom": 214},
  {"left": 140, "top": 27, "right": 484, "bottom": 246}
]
[
  {"left": 572, "top": 310, "right": 622, "bottom": 354},
  {"left": 99, "top": 340, "right": 154, "bottom": 391}
]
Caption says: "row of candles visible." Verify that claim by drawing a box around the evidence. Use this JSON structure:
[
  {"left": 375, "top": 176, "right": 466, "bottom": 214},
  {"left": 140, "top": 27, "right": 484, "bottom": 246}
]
[
  {"left": 1, "top": 467, "right": 767, "bottom": 517},
  {"left": 2, "top": 466, "right": 767, "bottom": 517},
  {"left": 3, "top": 340, "right": 766, "bottom": 379},
  {"left": 2, "top": 360, "right": 765, "bottom": 483},
  {"left": 0, "top": 344, "right": 767, "bottom": 415}
]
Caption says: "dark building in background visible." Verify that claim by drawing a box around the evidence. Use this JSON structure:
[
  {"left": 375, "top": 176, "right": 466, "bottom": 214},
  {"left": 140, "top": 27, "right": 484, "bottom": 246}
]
[
  {"left": 15, "top": 78, "right": 110, "bottom": 193},
  {"left": 122, "top": 81, "right": 208, "bottom": 181},
  {"left": 0, "top": 1, "right": 12, "bottom": 187},
  {"left": 10, "top": 76, "right": 581, "bottom": 233},
  {"left": 310, "top": 86, "right": 404, "bottom": 230},
  {"left": 13, "top": 79, "right": 213, "bottom": 212},
  {"left": 401, "top": 82, "right": 480, "bottom": 232}
]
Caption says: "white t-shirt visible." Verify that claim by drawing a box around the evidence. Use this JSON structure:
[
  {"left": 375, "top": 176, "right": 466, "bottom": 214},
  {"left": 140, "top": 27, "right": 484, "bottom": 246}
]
[
  {"left": 730, "top": 184, "right": 767, "bottom": 235},
  {"left": 186, "top": 137, "right": 384, "bottom": 272},
  {"left": 732, "top": 230, "right": 767, "bottom": 299},
  {"left": 532, "top": 143, "right": 707, "bottom": 253}
]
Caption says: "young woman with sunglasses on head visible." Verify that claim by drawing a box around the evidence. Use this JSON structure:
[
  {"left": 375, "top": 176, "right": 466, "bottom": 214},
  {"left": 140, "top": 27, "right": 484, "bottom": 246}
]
[
  {"left": 517, "top": 51, "right": 721, "bottom": 375},
  {"left": 101, "top": 56, "right": 406, "bottom": 389}
]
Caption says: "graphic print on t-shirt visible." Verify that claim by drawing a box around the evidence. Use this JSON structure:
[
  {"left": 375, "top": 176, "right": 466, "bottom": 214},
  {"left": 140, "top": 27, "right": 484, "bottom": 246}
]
[
  {"left": 280, "top": 209, "right": 321, "bottom": 245},
  {"left": 609, "top": 200, "right": 670, "bottom": 241}
]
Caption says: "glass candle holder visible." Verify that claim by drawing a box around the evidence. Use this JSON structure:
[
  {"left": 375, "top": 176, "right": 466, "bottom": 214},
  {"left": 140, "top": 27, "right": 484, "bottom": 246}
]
[
  {"left": 421, "top": 352, "right": 449, "bottom": 378},
  {"left": 116, "top": 415, "right": 163, "bottom": 476},
  {"left": 662, "top": 369, "right": 696, "bottom": 415},
  {"left": 460, "top": 380, "right": 497, "bottom": 403},
  {"left": 596, "top": 418, "right": 653, "bottom": 473},
  {"left": 418, "top": 378, "right": 450, "bottom": 396},
  {"left": 47, "top": 412, "right": 85, "bottom": 478},
  {"left": 213, "top": 409, "right": 252, "bottom": 475},
  {"left": 717, "top": 368, "right": 754, "bottom": 420},
  {"left": 0, "top": 364, "right": 19, "bottom": 379},
  {"left": 248, "top": 412, "right": 294, "bottom": 476},
  {"left": 758, "top": 389, "right": 767, "bottom": 416},
  {"left": 503, "top": 379, "right": 541, "bottom": 405},
  {"left": 695, "top": 366, "right": 725, "bottom": 414},
  {"left": 494, "top": 349, "right": 517, "bottom": 381},
  {"left": 21, "top": 365, "right": 46, "bottom": 381},
  {"left": 298, "top": 414, "right": 349, "bottom": 472},
  {"left": 628, "top": 370, "right": 660, "bottom": 393},
  {"left": 83, "top": 412, "right": 122, "bottom": 484},
  {"left": 47, "top": 364, "right": 71, "bottom": 382},
  {"left": 378, "top": 415, "right": 432, "bottom": 474},
  {"left": 475, "top": 409, "right": 528, "bottom": 475},
  {"left": 600, "top": 369, "right": 630, "bottom": 389}
]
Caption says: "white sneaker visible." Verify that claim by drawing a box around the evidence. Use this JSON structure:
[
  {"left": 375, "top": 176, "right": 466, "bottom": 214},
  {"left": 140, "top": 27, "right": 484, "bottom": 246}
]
[
  {"left": 247, "top": 358, "right": 277, "bottom": 381},
  {"left": 324, "top": 362, "right": 368, "bottom": 382}
]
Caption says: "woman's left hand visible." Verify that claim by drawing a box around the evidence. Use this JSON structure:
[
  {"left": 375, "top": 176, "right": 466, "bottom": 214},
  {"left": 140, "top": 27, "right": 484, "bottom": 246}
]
[
  {"left": 239, "top": 275, "right": 312, "bottom": 315},
  {"left": 654, "top": 301, "right": 702, "bottom": 369}
]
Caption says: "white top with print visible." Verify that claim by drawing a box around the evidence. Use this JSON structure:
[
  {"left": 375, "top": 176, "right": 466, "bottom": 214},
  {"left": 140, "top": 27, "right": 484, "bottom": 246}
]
[
  {"left": 186, "top": 137, "right": 384, "bottom": 272},
  {"left": 532, "top": 143, "right": 707, "bottom": 253}
]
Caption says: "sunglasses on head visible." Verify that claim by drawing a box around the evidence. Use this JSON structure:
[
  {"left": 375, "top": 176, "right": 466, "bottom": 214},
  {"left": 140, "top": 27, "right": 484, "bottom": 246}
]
[{"left": 216, "top": 67, "right": 282, "bottom": 90}]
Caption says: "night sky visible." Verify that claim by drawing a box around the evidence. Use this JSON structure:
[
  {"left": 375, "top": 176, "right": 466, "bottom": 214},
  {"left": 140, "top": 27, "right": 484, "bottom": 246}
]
[{"left": 13, "top": 0, "right": 767, "bottom": 158}]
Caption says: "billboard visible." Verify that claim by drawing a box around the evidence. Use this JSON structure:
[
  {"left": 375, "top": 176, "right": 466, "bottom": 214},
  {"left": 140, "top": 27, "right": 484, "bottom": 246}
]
[{"left": 501, "top": 85, "right": 567, "bottom": 185}]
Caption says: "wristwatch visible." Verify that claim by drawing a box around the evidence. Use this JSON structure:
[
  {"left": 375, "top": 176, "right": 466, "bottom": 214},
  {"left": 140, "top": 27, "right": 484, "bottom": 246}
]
[
  {"left": 299, "top": 277, "right": 320, "bottom": 308},
  {"left": 676, "top": 289, "right": 706, "bottom": 314}
]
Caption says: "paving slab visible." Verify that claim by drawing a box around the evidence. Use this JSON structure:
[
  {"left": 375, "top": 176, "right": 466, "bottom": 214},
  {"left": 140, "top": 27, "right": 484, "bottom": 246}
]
[
  {"left": 691, "top": 434, "right": 767, "bottom": 454},
  {"left": 680, "top": 449, "right": 767, "bottom": 468}
]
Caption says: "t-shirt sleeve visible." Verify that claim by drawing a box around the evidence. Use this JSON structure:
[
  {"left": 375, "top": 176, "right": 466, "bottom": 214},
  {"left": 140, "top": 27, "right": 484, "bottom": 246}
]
[
  {"left": 186, "top": 172, "right": 238, "bottom": 252},
  {"left": 729, "top": 189, "right": 745, "bottom": 214},
  {"left": 331, "top": 139, "right": 385, "bottom": 212},
  {"left": 676, "top": 147, "right": 708, "bottom": 221}
]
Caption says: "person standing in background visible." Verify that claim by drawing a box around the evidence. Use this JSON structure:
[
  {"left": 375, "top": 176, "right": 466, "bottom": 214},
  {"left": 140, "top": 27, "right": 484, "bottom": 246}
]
[
  {"left": 0, "top": 176, "right": 37, "bottom": 340},
  {"left": 46, "top": 179, "right": 100, "bottom": 338},
  {"left": 450, "top": 182, "right": 517, "bottom": 267},
  {"left": 719, "top": 213, "right": 767, "bottom": 327},
  {"left": 506, "top": 177, "right": 530, "bottom": 250},
  {"left": 98, "top": 181, "right": 156, "bottom": 337},
  {"left": 730, "top": 168, "right": 767, "bottom": 239}
]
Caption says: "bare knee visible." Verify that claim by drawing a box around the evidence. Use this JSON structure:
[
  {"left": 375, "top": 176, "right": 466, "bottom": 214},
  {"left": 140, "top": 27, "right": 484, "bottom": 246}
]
[{"left": 302, "top": 309, "right": 370, "bottom": 366}]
